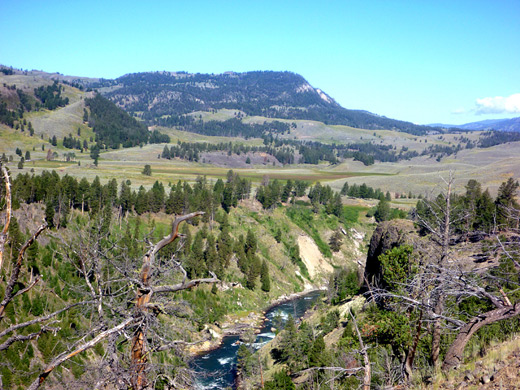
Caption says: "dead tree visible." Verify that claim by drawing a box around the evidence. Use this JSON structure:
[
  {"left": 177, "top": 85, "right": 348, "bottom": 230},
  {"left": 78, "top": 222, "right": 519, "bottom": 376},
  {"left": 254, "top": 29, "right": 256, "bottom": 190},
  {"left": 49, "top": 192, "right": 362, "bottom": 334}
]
[
  {"left": 130, "top": 211, "right": 218, "bottom": 389},
  {"left": 27, "top": 211, "right": 218, "bottom": 390},
  {"left": 374, "top": 228, "right": 520, "bottom": 374},
  {"left": 414, "top": 172, "right": 458, "bottom": 367},
  {"left": 0, "top": 165, "right": 12, "bottom": 272},
  {"left": 441, "top": 227, "right": 520, "bottom": 370}
]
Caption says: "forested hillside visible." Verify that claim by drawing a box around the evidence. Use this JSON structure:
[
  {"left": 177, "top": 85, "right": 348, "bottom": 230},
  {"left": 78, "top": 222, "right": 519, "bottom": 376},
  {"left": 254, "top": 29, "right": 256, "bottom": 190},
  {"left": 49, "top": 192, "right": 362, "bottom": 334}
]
[
  {"left": 85, "top": 93, "right": 169, "bottom": 149},
  {"left": 100, "top": 71, "right": 443, "bottom": 135},
  {"left": 0, "top": 164, "right": 380, "bottom": 389},
  {"left": 239, "top": 177, "right": 520, "bottom": 389}
]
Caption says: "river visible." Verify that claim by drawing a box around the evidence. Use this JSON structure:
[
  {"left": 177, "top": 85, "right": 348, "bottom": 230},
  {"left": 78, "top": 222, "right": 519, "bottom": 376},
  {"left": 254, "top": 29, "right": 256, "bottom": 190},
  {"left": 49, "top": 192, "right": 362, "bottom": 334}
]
[{"left": 191, "top": 290, "right": 323, "bottom": 389}]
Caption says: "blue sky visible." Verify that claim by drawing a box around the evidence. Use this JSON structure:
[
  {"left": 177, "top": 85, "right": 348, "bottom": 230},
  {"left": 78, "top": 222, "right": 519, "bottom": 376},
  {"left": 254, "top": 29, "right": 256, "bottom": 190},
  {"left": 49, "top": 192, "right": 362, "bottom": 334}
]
[{"left": 1, "top": 0, "right": 519, "bottom": 125}]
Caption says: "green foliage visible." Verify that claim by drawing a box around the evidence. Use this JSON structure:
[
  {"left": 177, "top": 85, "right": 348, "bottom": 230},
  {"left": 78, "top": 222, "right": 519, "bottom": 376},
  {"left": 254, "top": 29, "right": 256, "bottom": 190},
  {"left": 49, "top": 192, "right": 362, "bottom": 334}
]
[
  {"left": 374, "top": 198, "right": 391, "bottom": 222},
  {"left": 329, "top": 230, "right": 343, "bottom": 252},
  {"left": 260, "top": 260, "right": 271, "bottom": 292},
  {"left": 328, "top": 268, "right": 359, "bottom": 304},
  {"left": 308, "top": 335, "right": 327, "bottom": 367},
  {"left": 34, "top": 81, "right": 69, "bottom": 110},
  {"left": 85, "top": 93, "right": 151, "bottom": 148},
  {"left": 181, "top": 288, "right": 227, "bottom": 328},
  {"left": 286, "top": 205, "right": 331, "bottom": 258},
  {"left": 495, "top": 177, "right": 520, "bottom": 228},
  {"left": 320, "top": 309, "right": 340, "bottom": 334},
  {"left": 142, "top": 164, "right": 152, "bottom": 176},
  {"left": 236, "top": 344, "right": 253, "bottom": 377},
  {"left": 362, "top": 306, "right": 413, "bottom": 356},
  {"left": 264, "top": 370, "right": 295, "bottom": 390},
  {"left": 378, "top": 245, "right": 415, "bottom": 291}
]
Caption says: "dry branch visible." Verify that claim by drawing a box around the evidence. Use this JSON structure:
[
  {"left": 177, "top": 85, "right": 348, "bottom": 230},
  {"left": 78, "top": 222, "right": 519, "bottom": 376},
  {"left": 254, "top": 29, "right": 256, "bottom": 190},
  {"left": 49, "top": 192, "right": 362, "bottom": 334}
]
[
  {"left": 0, "top": 223, "right": 47, "bottom": 320},
  {"left": 28, "top": 317, "right": 135, "bottom": 390},
  {"left": 0, "top": 165, "right": 12, "bottom": 272}
]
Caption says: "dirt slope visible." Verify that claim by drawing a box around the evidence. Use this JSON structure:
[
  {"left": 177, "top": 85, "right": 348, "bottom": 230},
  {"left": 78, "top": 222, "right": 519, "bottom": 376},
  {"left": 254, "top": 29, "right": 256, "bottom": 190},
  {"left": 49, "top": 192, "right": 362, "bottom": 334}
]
[{"left": 297, "top": 234, "right": 333, "bottom": 279}]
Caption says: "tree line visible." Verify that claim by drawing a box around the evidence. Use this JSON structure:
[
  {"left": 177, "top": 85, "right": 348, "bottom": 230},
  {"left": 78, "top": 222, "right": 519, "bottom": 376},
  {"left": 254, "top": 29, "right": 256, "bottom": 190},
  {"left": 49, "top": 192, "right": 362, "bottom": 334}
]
[{"left": 10, "top": 170, "right": 253, "bottom": 228}]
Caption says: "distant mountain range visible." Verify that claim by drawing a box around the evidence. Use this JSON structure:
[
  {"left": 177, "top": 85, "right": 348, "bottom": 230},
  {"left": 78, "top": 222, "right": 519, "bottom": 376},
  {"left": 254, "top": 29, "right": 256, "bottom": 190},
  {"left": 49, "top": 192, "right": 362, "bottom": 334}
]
[
  {"left": 91, "top": 71, "right": 443, "bottom": 135},
  {"left": 430, "top": 117, "right": 520, "bottom": 132}
]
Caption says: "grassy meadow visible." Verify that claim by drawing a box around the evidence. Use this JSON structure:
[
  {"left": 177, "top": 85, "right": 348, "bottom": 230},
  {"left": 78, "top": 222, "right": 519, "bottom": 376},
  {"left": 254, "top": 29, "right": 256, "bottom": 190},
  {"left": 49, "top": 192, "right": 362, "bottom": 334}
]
[{"left": 0, "top": 80, "right": 518, "bottom": 198}]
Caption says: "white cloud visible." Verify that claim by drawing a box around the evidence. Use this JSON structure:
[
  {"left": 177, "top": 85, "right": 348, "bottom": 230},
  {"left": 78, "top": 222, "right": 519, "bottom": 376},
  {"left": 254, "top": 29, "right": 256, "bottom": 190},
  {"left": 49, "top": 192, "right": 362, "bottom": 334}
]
[{"left": 475, "top": 93, "right": 520, "bottom": 115}]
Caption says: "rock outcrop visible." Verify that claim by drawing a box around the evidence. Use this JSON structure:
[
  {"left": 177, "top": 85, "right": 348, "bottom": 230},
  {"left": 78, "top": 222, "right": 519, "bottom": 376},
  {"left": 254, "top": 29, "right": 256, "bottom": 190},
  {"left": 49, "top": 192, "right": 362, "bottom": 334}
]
[{"left": 364, "top": 219, "right": 418, "bottom": 288}]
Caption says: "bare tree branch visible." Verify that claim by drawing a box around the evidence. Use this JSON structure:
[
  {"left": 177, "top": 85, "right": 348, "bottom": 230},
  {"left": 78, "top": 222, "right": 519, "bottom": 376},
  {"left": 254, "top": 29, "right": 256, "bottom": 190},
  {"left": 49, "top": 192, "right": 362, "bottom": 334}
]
[
  {"left": 0, "top": 223, "right": 47, "bottom": 320},
  {"left": 0, "top": 324, "right": 59, "bottom": 351},
  {"left": 152, "top": 272, "right": 219, "bottom": 294},
  {"left": 350, "top": 309, "right": 371, "bottom": 390},
  {"left": 0, "top": 300, "right": 95, "bottom": 339},
  {"left": 0, "top": 164, "right": 12, "bottom": 273},
  {"left": 28, "top": 317, "right": 135, "bottom": 390}
]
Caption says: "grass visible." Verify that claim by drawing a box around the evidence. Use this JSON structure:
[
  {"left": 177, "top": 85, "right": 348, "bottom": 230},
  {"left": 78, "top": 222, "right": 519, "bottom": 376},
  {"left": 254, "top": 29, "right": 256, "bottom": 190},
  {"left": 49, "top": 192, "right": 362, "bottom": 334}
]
[
  {"left": 418, "top": 335, "right": 520, "bottom": 390},
  {"left": 286, "top": 206, "right": 332, "bottom": 258},
  {"left": 2, "top": 75, "right": 519, "bottom": 198}
]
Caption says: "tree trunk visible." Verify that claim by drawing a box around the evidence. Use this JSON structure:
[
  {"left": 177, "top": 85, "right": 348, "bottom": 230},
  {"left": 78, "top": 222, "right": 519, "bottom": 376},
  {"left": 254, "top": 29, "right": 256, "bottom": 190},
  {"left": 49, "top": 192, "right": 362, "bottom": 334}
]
[
  {"left": 130, "top": 212, "right": 203, "bottom": 390},
  {"left": 433, "top": 174, "right": 452, "bottom": 368},
  {"left": 403, "top": 311, "right": 423, "bottom": 381},
  {"left": 442, "top": 303, "right": 520, "bottom": 371},
  {"left": 431, "top": 297, "right": 444, "bottom": 368}
]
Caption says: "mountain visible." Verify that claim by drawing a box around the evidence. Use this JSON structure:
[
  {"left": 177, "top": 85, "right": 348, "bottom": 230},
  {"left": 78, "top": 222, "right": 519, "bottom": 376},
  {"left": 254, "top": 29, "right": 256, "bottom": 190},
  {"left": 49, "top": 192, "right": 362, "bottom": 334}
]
[
  {"left": 1, "top": 66, "right": 445, "bottom": 135},
  {"left": 96, "top": 71, "right": 442, "bottom": 135},
  {"left": 431, "top": 117, "right": 520, "bottom": 132}
]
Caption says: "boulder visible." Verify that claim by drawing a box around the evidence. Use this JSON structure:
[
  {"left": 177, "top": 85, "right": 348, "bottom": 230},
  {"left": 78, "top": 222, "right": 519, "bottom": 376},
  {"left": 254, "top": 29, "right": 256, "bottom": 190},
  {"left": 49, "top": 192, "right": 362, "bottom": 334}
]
[{"left": 364, "top": 219, "right": 418, "bottom": 288}]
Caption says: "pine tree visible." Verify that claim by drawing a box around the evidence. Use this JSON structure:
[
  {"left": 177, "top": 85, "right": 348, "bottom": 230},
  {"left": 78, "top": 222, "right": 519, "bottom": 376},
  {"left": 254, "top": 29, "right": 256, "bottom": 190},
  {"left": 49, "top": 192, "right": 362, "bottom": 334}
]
[
  {"left": 264, "top": 370, "right": 295, "bottom": 390},
  {"left": 150, "top": 181, "right": 165, "bottom": 212},
  {"left": 245, "top": 229, "right": 257, "bottom": 255},
  {"left": 260, "top": 260, "right": 271, "bottom": 292},
  {"left": 142, "top": 164, "right": 152, "bottom": 176},
  {"left": 374, "top": 198, "right": 391, "bottom": 222},
  {"left": 495, "top": 178, "right": 519, "bottom": 228},
  {"left": 474, "top": 189, "right": 495, "bottom": 232},
  {"left": 119, "top": 180, "right": 133, "bottom": 215},
  {"left": 217, "top": 226, "right": 233, "bottom": 268},
  {"left": 205, "top": 233, "right": 220, "bottom": 276},
  {"left": 188, "top": 231, "right": 205, "bottom": 278},
  {"left": 340, "top": 181, "right": 349, "bottom": 195},
  {"left": 134, "top": 186, "right": 148, "bottom": 215},
  {"left": 162, "top": 145, "right": 171, "bottom": 159},
  {"left": 45, "top": 198, "right": 55, "bottom": 228},
  {"left": 181, "top": 223, "right": 192, "bottom": 259},
  {"left": 308, "top": 335, "right": 327, "bottom": 367},
  {"left": 165, "top": 189, "right": 176, "bottom": 214},
  {"left": 274, "top": 228, "right": 282, "bottom": 243},
  {"left": 246, "top": 266, "right": 257, "bottom": 290},
  {"left": 281, "top": 180, "right": 293, "bottom": 202},
  {"left": 329, "top": 230, "right": 343, "bottom": 252}
]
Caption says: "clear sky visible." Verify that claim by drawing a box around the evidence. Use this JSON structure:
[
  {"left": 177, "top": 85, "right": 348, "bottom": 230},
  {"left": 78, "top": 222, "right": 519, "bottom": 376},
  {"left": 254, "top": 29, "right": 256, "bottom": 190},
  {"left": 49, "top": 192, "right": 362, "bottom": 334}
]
[{"left": 1, "top": 0, "right": 519, "bottom": 125}]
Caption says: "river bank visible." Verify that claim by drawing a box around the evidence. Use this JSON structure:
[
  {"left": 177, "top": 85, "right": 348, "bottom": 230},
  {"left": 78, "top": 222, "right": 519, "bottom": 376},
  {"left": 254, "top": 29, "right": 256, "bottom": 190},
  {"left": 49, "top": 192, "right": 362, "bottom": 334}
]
[
  {"left": 188, "top": 287, "right": 326, "bottom": 356},
  {"left": 191, "top": 289, "right": 324, "bottom": 390}
]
